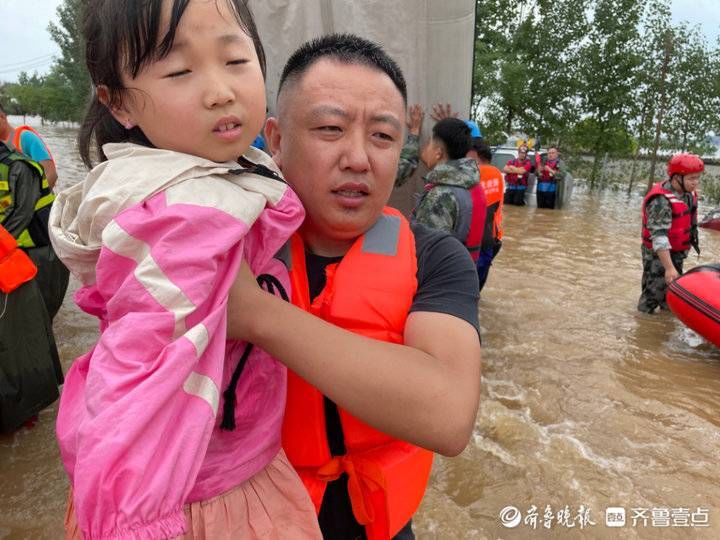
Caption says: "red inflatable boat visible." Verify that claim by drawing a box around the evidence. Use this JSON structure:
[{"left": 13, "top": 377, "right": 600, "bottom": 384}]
[
  {"left": 667, "top": 264, "right": 720, "bottom": 348},
  {"left": 699, "top": 208, "right": 720, "bottom": 231}
]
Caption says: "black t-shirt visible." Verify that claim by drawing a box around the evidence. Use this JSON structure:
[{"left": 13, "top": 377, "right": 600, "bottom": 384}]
[{"left": 305, "top": 222, "right": 479, "bottom": 539}]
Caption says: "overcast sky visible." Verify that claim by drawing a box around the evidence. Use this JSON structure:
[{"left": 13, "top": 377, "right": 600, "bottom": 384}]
[{"left": 1, "top": 0, "right": 718, "bottom": 83}]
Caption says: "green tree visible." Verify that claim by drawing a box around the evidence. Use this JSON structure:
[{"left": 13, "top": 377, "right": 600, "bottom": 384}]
[
  {"left": 47, "top": 0, "right": 89, "bottom": 121},
  {"left": 663, "top": 29, "right": 719, "bottom": 155},
  {"left": 472, "top": 0, "right": 535, "bottom": 141},
  {"left": 472, "top": 0, "right": 587, "bottom": 146},
  {"left": 627, "top": 0, "right": 671, "bottom": 194},
  {"left": 6, "top": 72, "right": 47, "bottom": 117},
  {"left": 519, "top": 0, "right": 588, "bottom": 147},
  {"left": 576, "top": 0, "right": 646, "bottom": 187}
]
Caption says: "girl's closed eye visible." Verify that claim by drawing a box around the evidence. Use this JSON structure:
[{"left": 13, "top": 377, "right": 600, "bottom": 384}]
[
  {"left": 227, "top": 59, "right": 249, "bottom": 66},
  {"left": 165, "top": 69, "right": 191, "bottom": 79}
]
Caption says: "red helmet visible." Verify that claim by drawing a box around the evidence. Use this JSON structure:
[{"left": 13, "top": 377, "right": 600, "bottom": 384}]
[{"left": 667, "top": 153, "right": 704, "bottom": 177}]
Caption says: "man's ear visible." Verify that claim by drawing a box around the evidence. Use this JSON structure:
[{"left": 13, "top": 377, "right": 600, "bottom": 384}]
[
  {"left": 264, "top": 116, "right": 283, "bottom": 168},
  {"left": 97, "top": 85, "right": 134, "bottom": 128},
  {"left": 436, "top": 141, "right": 447, "bottom": 162}
]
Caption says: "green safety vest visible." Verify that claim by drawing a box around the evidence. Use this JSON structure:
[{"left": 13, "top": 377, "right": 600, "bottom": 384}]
[{"left": 0, "top": 147, "right": 55, "bottom": 248}]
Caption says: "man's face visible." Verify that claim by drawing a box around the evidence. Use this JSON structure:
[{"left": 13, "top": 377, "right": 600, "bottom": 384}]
[
  {"left": 420, "top": 138, "right": 443, "bottom": 170},
  {"left": 267, "top": 59, "right": 405, "bottom": 255},
  {"left": 517, "top": 149, "right": 528, "bottom": 160},
  {"left": 676, "top": 172, "right": 701, "bottom": 192},
  {"left": 548, "top": 148, "right": 559, "bottom": 160}
]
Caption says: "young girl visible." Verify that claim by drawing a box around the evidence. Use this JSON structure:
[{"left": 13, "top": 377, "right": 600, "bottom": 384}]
[{"left": 49, "top": 1, "right": 320, "bottom": 538}]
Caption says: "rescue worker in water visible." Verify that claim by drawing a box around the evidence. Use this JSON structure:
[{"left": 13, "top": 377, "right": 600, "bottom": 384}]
[{"left": 638, "top": 153, "right": 704, "bottom": 313}]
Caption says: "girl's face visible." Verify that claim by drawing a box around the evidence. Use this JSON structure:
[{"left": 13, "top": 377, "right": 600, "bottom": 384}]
[{"left": 113, "top": 0, "right": 266, "bottom": 163}]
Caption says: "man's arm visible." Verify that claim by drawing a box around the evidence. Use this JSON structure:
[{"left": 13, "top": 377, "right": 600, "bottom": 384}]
[
  {"left": 2, "top": 162, "right": 40, "bottom": 239},
  {"left": 395, "top": 104, "right": 424, "bottom": 186},
  {"left": 19, "top": 130, "right": 57, "bottom": 188},
  {"left": 503, "top": 164, "right": 526, "bottom": 174},
  {"left": 646, "top": 196, "right": 678, "bottom": 283},
  {"left": 39, "top": 159, "right": 58, "bottom": 189},
  {"left": 227, "top": 267, "right": 481, "bottom": 457},
  {"left": 396, "top": 135, "right": 420, "bottom": 187},
  {"left": 544, "top": 161, "right": 566, "bottom": 181}
]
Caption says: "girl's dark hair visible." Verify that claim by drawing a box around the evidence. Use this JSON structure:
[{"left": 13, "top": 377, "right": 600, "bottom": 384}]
[{"left": 78, "top": 0, "right": 266, "bottom": 168}]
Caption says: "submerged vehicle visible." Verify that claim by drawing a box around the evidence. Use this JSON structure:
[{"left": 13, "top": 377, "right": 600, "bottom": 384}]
[
  {"left": 667, "top": 264, "right": 720, "bottom": 348},
  {"left": 699, "top": 207, "right": 720, "bottom": 231},
  {"left": 491, "top": 145, "right": 575, "bottom": 209}
]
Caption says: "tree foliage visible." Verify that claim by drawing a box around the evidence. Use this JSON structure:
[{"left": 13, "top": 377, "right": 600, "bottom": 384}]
[
  {"left": 472, "top": 0, "right": 720, "bottom": 189},
  {"left": 1, "top": 0, "right": 88, "bottom": 123},
  {"left": 3, "top": 0, "right": 720, "bottom": 191},
  {"left": 47, "top": 0, "right": 90, "bottom": 121}
]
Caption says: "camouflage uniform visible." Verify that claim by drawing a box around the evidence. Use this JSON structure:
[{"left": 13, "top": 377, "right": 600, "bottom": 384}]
[
  {"left": 412, "top": 157, "right": 480, "bottom": 235},
  {"left": 637, "top": 180, "right": 696, "bottom": 313},
  {"left": 395, "top": 134, "right": 420, "bottom": 187}
]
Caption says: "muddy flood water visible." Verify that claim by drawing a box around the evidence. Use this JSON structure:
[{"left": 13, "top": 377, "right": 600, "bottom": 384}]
[{"left": 2, "top": 120, "right": 719, "bottom": 539}]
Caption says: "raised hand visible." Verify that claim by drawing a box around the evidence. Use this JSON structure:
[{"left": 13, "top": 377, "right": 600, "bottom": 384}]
[
  {"left": 430, "top": 102, "right": 458, "bottom": 122},
  {"left": 407, "top": 104, "right": 425, "bottom": 136}
]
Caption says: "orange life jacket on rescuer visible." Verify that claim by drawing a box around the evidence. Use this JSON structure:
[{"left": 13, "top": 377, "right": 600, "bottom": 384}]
[
  {"left": 282, "top": 207, "right": 434, "bottom": 540},
  {"left": 479, "top": 164, "right": 504, "bottom": 248},
  {"left": 10, "top": 125, "right": 55, "bottom": 161},
  {"left": 0, "top": 224, "right": 37, "bottom": 293}
]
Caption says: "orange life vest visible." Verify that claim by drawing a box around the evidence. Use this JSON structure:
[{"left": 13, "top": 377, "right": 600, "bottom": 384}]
[
  {"left": 0, "top": 224, "right": 37, "bottom": 293},
  {"left": 282, "top": 207, "right": 434, "bottom": 540},
  {"left": 478, "top": 164, "right": 504, "bottom": 246},
  {"left": 11, "top": 125, "right": 55, "bottom": 161}
]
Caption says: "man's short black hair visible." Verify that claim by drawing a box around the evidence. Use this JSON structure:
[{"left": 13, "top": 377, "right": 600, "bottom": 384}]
[
  {"left": 472, "top": 140, "right": 493, "bottom": 163},
  {"left": 432, "top": 118, "right": 471, "bottom": 160},
  {"left": 278, "top": 33, "right": 407, "bottom": 103}
]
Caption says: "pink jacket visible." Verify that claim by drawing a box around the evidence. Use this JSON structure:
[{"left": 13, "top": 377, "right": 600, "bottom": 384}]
[{"left": 49, "top": 144, "right": 304, "bottom": 539}]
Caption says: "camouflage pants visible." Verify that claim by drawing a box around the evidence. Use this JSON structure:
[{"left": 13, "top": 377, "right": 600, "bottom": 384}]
[{"left": 637, "top": 252, "right": 685, "bottom": 313}]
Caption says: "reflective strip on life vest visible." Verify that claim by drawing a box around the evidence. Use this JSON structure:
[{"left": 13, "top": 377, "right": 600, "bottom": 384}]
[
  {"left": 362, "top": 214, "right": 400, "bottom": 256},
  {"left": 0, "top": 149, "right": 55, "bottom": 248}
]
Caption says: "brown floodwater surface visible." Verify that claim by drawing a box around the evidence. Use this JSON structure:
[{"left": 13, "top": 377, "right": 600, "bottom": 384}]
[{"left": 1, "top": 120, "right": 719, "bottom": 539}]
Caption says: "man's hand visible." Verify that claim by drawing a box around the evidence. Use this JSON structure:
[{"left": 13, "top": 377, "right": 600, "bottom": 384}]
[
  {"left": 430, "top": 102, "right": 458, "bottom": 122},
  {"left": 227, "top": 260, "right": 262, "bottom": 342},
  {"left": 664, "top": 267, "right": 680, "bottom": 285},
  {"left": 406, "top": 104, "right": 425, "bottom": 136}
]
